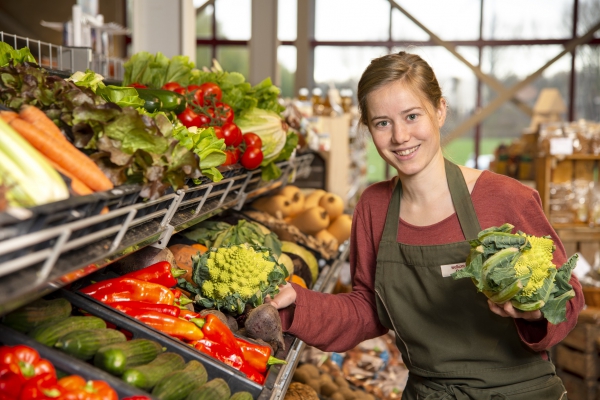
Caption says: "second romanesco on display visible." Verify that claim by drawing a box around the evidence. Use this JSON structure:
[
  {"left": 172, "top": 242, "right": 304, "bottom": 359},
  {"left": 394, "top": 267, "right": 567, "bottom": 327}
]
[{"left": 185, "top": 243, "right": 288, "bottom": 314}]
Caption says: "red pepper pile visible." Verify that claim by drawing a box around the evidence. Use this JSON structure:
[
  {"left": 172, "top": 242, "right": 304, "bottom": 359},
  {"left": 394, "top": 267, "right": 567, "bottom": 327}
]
[
  {"left": 80, "top": 261, "right": 284, "bottom": 385},
  {"left": 0, "top": 344, "right": 120, "bottom": 400}
]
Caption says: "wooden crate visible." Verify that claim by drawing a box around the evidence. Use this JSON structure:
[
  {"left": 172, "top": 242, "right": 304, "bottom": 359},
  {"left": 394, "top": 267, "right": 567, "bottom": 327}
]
[
  {"left": 557, "top": 370, "right": 597, "bottom": 400},
  {"left": 562, "top": 323, "right": 600, "bottom": 353},
  {"left": 555, "top": 344, "right": 600, "bottom": 379}
]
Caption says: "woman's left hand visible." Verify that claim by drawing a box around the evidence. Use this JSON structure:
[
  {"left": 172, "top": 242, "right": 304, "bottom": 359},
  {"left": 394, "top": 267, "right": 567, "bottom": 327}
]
[{"left": 487, "top": 299, "right": 544, "bottom": 321}]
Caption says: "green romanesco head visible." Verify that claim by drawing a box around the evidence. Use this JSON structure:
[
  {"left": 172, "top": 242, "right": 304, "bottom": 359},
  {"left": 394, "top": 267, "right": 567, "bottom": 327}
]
[
  {"left": 200, "top": 243, "right": 281, "bottom": 303},
  {"left": 514, "top": 234, "right": 555, "bottom": 297}
]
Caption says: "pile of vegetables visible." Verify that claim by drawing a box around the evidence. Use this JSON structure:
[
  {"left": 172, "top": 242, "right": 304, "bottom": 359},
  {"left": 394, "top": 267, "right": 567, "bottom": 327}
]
[
  {"left": 452, "top": 223, "right": 578, "bottom": 324},
  {"left": 0, "top": 343, "right": 121, "bottom": 400}
]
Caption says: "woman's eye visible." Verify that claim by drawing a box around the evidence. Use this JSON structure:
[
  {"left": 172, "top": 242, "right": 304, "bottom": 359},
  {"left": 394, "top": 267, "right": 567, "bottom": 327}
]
[
  {"left": 376, "top": 120, "right": 389, "bottom": 127},
  {"left": 407, "top": 114, "right": 417, "bottom": 121}
]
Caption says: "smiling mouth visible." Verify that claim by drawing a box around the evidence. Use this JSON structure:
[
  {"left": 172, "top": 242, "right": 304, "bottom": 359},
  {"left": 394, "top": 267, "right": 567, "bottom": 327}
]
[{"left": 395, "top": 145, "right": 420, "bottom": 156}]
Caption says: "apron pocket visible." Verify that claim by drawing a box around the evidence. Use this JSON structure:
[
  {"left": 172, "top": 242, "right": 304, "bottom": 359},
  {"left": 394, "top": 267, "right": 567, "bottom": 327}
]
[{"left": 504, "top": 375, "right": 566, "bottom": 400}]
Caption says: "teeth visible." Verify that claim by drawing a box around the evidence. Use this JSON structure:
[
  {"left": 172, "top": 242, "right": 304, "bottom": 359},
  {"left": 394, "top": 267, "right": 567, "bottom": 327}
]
[{"left": 396, "top": 146, "right": 418, "bottom": 156}]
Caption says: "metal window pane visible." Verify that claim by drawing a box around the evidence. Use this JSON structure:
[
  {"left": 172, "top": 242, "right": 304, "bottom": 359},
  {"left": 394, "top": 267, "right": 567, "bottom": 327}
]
[
  {"left": 578, "top": 0, "right": 600, "bottom": 38},
  {"left": 314, "top": 46, "right": 388, "bottom": 85},
  {"left": 278, "top": 45, "right": 297, "bottom": 98},
  {"left": 481, "top": 45, "right": 571, "bottom": 80},
  {"left": 196, "top": 3, "right": 214, "bottom": 38},
  {"left": 278, "top": 0, "right": 297, "bottom": 41},
  {"left": 216, "top": 0, "right": 251, "bottom": 40},
  {"left": 315, "top": 0, "right": 390, "bottom": 41},
  {"left": 575, "top": 45, "right": 600, "bottom": 120},
  {"left": 196, "top": 46, "right": 212, "bottom": 69},
  {"left": 217, "top": 46, "right": 249, "bottom": 77},
  {"left": 392, "top": 0, "right": 481, "bottom": 41},
  {"left": 483, "top": 0, "right": 573, "bottom": 40}
]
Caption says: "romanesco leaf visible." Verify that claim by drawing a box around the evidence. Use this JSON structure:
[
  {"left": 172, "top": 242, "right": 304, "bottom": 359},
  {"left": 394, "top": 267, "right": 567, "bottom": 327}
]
[{"left": 541, "top": 289, "right": 575, "bottom": 324}]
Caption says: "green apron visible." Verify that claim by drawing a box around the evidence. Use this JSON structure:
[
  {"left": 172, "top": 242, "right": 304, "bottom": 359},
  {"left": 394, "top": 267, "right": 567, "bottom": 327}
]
[{"left": 374, "top": 159, "right": 567, "bottom": 400}]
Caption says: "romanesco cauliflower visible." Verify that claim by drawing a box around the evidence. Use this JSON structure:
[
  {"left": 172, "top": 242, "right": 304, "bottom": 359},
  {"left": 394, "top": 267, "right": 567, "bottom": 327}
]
[
  {"left": 452, "top": 223, "right": 578, "bottom": 324},
  {"left": 185, "top": 243, "right": 288, "bottom": 314}
]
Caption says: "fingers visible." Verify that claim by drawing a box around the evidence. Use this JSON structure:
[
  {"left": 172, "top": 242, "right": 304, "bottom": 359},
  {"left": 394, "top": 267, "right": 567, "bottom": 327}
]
[
  {"left": 265, "top": 282, "right": 297, "bottom": 310},
  {"left": 487, "top": 299, "right": 544, "bottom": 321}
]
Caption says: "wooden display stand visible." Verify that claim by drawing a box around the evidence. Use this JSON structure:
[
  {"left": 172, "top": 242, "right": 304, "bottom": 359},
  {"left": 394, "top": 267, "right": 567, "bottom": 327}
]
[
  {"left": 315, "top": 114, "right": 352, "bottom": 207},
  {"left": 535, "top": 154, "right": 600, "bottom": 263},
  {"left": 555, "top": 308, "right": 600, "bottom": 400}
]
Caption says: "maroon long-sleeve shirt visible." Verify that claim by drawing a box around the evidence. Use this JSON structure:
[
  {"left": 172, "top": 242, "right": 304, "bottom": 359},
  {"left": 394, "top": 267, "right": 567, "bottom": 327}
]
[{"left": 280, "top": 170, "right": 584, "bottom": 357}]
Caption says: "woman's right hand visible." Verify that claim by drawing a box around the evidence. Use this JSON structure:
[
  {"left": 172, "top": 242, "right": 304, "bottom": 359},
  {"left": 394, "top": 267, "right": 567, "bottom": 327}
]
[{"left": 266, "top": 282, "right": 297, "bottom": 309}]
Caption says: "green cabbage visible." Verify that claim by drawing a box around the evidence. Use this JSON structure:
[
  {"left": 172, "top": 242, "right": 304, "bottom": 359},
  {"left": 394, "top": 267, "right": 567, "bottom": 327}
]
[{"left": 235, "top": 108, "right": 286, "bottom": 166}]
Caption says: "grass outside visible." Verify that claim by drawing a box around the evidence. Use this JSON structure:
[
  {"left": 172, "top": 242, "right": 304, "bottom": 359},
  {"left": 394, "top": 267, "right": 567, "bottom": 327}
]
[{"left": 366, "top": 137, "right": 510, "bottom": 183}]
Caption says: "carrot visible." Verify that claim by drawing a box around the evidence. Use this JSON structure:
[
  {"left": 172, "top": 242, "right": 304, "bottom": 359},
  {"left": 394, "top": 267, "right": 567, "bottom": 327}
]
[
  {"left": 19, "top": 105, "right": 66, "bottom": 143},
  {"left": 44, "top": 156, "right": 94, "bottom": 196},
  {"left": 0, "top": 110, "right": 18, "bottom": 124},
  {"left": 0, "top": 115, "right": 114, "bottom": 192}
]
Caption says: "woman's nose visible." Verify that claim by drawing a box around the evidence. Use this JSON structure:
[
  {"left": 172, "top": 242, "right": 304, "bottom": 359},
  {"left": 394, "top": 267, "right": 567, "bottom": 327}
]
[{"left": 391, "top": 125, "right": 409, "bottom": 144}]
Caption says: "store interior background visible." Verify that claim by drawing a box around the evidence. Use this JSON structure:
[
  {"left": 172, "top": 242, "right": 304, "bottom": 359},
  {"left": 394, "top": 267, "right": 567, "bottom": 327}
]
[{"left": 1, "top": 0, "right": 599, "bottom": 183}]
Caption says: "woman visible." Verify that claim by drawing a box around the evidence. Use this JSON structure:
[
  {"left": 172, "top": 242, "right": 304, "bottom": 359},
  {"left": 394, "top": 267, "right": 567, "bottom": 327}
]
[{"left": 269, "top": 52, "right": 584, "bottom": 399}]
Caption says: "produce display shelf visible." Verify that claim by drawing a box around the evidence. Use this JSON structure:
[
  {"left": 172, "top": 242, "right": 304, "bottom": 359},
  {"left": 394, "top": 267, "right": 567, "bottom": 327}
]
[
  {"left": 0, "top": 154, "right": 314, "bottom": 316},
  {"left": 265, "top": 240, "right": 350, "bottom": 400}
]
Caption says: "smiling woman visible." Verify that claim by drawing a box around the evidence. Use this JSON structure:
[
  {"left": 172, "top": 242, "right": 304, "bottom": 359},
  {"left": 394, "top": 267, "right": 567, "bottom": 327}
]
[{"left": 269, "top": 51, "right": 584, "bottom": 400}]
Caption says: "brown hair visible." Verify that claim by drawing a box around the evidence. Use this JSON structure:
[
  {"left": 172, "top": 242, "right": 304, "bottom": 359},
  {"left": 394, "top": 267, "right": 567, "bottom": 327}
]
[{"left": 357, "top": 51, "right": 443, "bottom": 126}]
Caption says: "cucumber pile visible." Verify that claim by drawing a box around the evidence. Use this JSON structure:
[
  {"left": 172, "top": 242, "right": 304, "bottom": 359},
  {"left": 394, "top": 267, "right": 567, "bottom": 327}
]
[{"left": 1, "top": 297, "right": 254, "bottom": 399}]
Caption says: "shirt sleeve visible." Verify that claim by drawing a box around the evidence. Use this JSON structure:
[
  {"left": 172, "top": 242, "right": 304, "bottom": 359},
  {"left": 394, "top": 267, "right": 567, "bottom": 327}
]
[
  {"left": 509, "top": 190, "right": 585, "bottom": 351},
  {"left": 280, "top": 206, "right": 388, "bottom": 352}
]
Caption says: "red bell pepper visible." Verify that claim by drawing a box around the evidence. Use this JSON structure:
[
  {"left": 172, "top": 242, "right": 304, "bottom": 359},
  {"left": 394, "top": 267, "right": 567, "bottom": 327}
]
[
  {"left": 0, "top": 371, "right": 25, "bottom": 398},
  {"left": 171, "top": 288, "right": 182, "bottom": 299},
  {"left": 201, "top": 314, "right": 241, "bottom": 355},
  {"left": 0, "top": 345, "right": 55, "bottom": 379},
  {"left": 106, "top": 301, "right": 181, "bottom": 317},
  {"left": 239, "top": 362, "right": 266, "bottom": 385},
  {"left": 58, "top": 375, "right": 118, "bottom": 400},
  {"left": 19, "top": 373, "right": 62, "bottom": 400},
  {"left": 80, "top": 277, "right": 175, "bottom": 305},
  {"left": 236, "top": 338, "right": 286, "bottom": 373},
  {"left": 192, "top": 339, "right": 244, "bottom": 369},
  {"left": 121, "top": 261, "right": 186, "bottom": 288},
  {"left": 179, "top": 309, "right": 201, "bottom": 321},
  {"left": 120, "top": 309, "right": 205, "bottom": 341}
]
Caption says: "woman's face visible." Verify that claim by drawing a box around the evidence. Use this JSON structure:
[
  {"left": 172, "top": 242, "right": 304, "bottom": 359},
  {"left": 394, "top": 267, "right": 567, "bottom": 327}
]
[{"left": 366, "top": 80, "right": 446, "bottom": 177}]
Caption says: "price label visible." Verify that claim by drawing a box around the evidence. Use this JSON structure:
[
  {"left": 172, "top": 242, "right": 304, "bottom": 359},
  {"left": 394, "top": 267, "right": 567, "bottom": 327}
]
[{"left": 549, "top": 137, "right": 573, "bottom": 156}]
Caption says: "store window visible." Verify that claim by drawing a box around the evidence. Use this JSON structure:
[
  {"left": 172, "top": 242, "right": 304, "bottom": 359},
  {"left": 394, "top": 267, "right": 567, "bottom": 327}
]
[
  {"left": 483, "top": 0, "right": 572, "bottom": 40},
  {"left": 578, "top": 0, "right": 600, "bottom": 37},
  {"left": 393, "top": 0, "right": 481, "bottom": 41},
  {"left": 575, "top": 45, "right": 600, "bottom": 121},
  {"left": 278, "top": 46, "right": 297, "bottom": 99},
  {"left": 315, "top": 0, "right": 391, "bottom": 41},
  {"left": 196, "top": 46, "right": 212, "bottom": 69},
  {"left": 215, "top": 0, "right": 251, "bottom": 40},
  {"left": 195, "top": 2, "right": 213, "bottom": 38},
  {"left": 216, "top": 46, "right": 249, "bottom": 77},
  {"left": 278, "top": 0, "right": 297, "bottom": 41}
]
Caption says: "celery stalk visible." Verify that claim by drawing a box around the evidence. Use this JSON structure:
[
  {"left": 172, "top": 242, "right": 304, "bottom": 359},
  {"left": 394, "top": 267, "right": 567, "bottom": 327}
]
[{"left": 0, "top": 118, "right": 69, "bottom": 206}]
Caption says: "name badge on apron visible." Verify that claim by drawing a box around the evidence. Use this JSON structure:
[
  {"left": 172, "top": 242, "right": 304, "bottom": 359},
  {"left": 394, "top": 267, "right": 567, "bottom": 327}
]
[{"left": 440, "top": 262, "right": 466, "bottom": 277}]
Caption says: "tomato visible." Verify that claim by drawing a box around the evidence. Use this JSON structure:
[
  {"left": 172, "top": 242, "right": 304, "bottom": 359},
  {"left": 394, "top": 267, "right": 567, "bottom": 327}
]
[
  {"left": 198, "top": 113, "right": 211, "bottom": 127},
  {"left": 215, "top": 102, "right": 234, "bottom": 124},
  {"left": 200, "top": 82, "right": 222, "bottom": 104},
  {"left": 174, "top": 87, "right": 186, "bottom": 95},
  {"left": 187, "top": 84, "right": 204, "bottom": 106},
  {"left": 242, "top": 132, "right": 262, "bottom": 149},
  {"left": 162, "top": 82, "right": 182, "bottom": 91},
  {"left": 220, "top": 122, "right": 243, "bottom": 147},
  {"left": 177, "top": 107, "right": 201, "bottom": 128},
  {"left": 223, "top": 148, "right": 241, "bottom": 166},
  {"left": 129, "top": 82, "right": 147, "bottom": 88},
  {"left": 241, "top": 146, "right": 263, "bottom": 170}
]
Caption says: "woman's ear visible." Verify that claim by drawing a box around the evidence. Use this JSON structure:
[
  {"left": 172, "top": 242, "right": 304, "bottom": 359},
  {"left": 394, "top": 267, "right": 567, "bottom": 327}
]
[{"left": 437, "top": 98, "right": 447, "bottom": 128}]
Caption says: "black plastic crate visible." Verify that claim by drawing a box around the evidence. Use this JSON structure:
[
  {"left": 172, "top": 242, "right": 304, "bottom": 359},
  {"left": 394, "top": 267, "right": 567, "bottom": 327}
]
[
  {"left": 0, "top": 324, "right": 155, "bottom": 399},
  {"left": 60, "top": 288, "right": 264, "bottom": 398}
]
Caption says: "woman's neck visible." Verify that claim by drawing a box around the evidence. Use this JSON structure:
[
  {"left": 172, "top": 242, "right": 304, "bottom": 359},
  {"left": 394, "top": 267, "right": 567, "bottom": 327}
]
[{"left": 397, "top": 151, "right": 455, "bottom": 226}]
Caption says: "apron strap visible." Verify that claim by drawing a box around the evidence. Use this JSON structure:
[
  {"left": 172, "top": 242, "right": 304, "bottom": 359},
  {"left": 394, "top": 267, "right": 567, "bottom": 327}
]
[
  {"left": 380, "top": 159, "right": 482, "bottom": 243},
  {"left": 444, "top": 159, "right": 481, "bottom": 240}
]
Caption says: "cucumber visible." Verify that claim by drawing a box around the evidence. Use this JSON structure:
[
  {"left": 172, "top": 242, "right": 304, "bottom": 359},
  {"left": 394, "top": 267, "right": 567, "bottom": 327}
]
[
  {"left": 94, "top": 339, "right": 164, "bottom": 376},
  {"left": 152, "top": 360, "right": 208, "bottom": 400},
  {"left": 122, "top": 352, "right": 185, "bottom": 390},
  {"left": 186, "top": 378, "right": 231, "bottom": 400},
  {"left": 55, "top": 329, "right": 126, "bottom": 360},
  {"left": 230, "top": 392, "right": 253, "bottom": 400},
  {"left": 136, "top": 89, "right": 186, "bottom": 114},
  {"left": 2, "top": 298, "right": 72, "bottom": 333},
  {"left": 136, "top": 90, "right": 162, "bottom": 113},
  {"left": 28, "top": 316, "right": 106, "bottom": 347}
]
